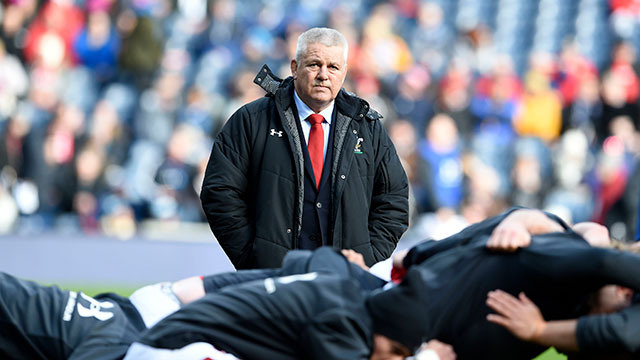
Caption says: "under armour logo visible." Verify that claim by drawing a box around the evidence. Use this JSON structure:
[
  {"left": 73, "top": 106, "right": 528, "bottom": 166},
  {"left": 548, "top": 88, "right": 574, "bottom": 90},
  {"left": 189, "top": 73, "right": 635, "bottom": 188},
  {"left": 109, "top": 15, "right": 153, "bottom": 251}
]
[
  {"left": 270, "top": 129, "right": 283, "bottom": 137},
  {"left": 76, "top": 292, "right": 115, "bottom": 321}
]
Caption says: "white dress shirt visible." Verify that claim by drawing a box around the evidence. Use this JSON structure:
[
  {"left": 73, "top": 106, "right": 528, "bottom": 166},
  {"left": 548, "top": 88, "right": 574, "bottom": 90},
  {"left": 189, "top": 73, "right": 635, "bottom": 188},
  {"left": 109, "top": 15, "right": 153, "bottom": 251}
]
[{"left": 293, "top": 90, "right": 334, "bottom": 161}]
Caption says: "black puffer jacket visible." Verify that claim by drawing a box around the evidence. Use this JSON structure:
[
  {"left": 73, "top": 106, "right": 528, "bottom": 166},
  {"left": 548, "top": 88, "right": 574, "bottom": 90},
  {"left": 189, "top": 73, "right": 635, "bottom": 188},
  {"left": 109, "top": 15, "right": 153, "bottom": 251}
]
[{"left": 201, "top": 65, "right": 409, "bottom": 269}]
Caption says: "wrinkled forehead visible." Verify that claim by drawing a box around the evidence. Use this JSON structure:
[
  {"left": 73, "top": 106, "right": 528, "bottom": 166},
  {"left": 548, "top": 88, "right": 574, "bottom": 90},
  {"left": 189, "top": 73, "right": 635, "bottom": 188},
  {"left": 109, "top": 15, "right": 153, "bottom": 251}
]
[{"left": 300, "top": 43, "right": 346, "bottom": 63}]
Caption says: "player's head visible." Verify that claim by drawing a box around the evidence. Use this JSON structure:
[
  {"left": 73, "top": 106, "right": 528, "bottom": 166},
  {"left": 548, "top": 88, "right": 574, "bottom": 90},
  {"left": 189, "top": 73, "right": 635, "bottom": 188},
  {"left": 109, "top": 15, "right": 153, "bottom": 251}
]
[
  {"left": 370, "top": 334, "right": 412, "bottom": 360},
  {"left": 588, "top": 285, "right": 634, "bottom": 314},
  {"left": 588, "top": 242, "right": 639, "bottom": 314},
  {"left": 366, "top": 268, "right": 432, "bottom": 356},
  {"left": 571, "top": 222, "right": 611, "bottom": 247}
]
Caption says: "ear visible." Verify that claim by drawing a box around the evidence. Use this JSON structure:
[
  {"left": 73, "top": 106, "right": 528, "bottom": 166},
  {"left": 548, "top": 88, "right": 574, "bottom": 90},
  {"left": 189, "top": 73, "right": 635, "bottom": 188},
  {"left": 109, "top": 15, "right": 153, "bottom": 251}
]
[
  {"left": 617, "top": 286, "right": 634, "bottom": 304},
  {"left": 290, "top": 59, "right": 298, "bottom": 80}
]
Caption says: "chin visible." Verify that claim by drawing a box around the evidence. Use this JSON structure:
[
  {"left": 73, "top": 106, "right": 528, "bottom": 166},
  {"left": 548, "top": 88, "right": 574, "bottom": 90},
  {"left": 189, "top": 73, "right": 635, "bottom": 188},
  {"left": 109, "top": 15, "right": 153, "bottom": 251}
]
[{"left": 309, "top": 94, "right": 331, "bottom": 103}]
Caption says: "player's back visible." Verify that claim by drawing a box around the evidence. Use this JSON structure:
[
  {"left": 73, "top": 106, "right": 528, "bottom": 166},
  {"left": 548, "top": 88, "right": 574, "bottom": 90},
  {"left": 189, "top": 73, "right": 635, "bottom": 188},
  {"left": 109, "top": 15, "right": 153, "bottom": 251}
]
[
  {"left": 136, "top": 273, "right": 374, "bottom": 360},
  {"left": 0, "top": 272, "right": 145, "bottom": 360}
]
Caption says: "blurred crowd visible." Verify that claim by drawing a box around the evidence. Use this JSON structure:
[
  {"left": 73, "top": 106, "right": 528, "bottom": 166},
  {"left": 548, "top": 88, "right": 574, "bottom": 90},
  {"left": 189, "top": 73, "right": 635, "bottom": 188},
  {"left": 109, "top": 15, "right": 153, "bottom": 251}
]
[{"left": 0, "top": 0, "right": 639, "bottom": 242}]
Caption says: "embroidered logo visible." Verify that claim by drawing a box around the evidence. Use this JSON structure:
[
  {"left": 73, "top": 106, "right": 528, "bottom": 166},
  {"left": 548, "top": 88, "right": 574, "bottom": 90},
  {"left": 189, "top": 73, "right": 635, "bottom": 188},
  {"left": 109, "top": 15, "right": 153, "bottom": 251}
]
[
  {"left": 270, "top": 129, "right": 283, "bottom": 137},
  {"left": 354, "top": 137, "right": 364, "bottom": 154}
]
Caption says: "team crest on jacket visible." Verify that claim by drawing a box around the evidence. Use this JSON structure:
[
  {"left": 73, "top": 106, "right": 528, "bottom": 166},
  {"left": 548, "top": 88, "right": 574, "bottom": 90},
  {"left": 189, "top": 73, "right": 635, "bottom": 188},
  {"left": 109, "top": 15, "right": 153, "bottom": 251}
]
[{"left": 354, "top": 137, "right": 364, "bottom": 154}]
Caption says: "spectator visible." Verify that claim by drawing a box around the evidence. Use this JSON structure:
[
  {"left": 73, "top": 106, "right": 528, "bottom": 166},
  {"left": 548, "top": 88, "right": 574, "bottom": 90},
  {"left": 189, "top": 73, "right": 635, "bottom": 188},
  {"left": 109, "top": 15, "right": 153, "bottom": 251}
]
[
  {"left": 544, "top": 130, "right": 595, "bottom": 224},
  {"left": 513, "top": 53, "right": 563, "bottom": 143},
  {"left": 0, "top": 40, "right": 29, "bottom": 122},
  {"left": 390, "top": 64, "right": 434, "bottom": 137},
  {"left": 73, "top": 5, "right": 121, "bottom": 83},
  {"left": 23, "top": 0, "right": 84, "bottom": 69},
  {"left": 415, "top": 113, "right": 463, "bottom": 213},
  {"left": 510, "top": 137, "right": 553, "bottom": 210},
  {"left": 2, "top": 0, "right": 640, "bottom": 244},
  {"left": 117, "top": 9, "right": 163, "bottom": 88}
]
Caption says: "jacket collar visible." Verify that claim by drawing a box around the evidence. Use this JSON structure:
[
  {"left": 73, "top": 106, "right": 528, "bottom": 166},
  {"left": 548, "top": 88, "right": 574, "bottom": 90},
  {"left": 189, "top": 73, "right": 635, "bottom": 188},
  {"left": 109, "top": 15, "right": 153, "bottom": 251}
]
[{"left": 253, "top": 64, "right": 382, "bottom": 123}]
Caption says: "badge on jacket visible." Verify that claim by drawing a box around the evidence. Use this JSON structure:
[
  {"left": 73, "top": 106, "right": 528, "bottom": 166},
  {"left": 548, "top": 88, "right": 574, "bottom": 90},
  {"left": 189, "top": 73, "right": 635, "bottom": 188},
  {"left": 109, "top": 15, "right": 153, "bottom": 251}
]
[
  {"left": 354, "top": 137, "right": 364, "bottom": 154},
  {"left": 270, "top": 129, "right": 283, "bottom": 137}
]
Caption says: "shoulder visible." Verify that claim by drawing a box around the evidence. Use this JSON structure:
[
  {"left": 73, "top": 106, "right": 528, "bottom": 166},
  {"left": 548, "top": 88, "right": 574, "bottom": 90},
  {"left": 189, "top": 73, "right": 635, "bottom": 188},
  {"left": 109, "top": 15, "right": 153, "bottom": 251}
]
[
  {"left": 237, "top": 96, "right": 273, "bottom": 117},
  {"left": 337, "top": 89, "right": 383, "bottom": 123}
]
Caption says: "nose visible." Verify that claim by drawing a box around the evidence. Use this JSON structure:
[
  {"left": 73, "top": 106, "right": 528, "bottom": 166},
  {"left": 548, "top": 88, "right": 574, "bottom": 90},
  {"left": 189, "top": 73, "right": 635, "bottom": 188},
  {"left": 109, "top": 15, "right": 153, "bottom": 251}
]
[{"left": 317, "top": 65, "right": 329, "bottom": 80}]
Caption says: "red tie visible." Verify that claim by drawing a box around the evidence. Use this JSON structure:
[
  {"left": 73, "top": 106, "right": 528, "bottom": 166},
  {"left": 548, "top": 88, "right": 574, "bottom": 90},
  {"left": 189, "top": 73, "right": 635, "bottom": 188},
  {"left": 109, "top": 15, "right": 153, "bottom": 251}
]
[{"left": 307, "top": 114, "right": 324, "bottom": 189}]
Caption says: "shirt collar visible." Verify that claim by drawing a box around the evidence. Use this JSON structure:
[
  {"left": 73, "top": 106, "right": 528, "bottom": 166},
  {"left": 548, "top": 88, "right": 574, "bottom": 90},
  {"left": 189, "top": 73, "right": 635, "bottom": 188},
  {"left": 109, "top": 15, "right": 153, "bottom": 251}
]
[{"left": 294, "top": 89, "right": 334, "bottom": 124}]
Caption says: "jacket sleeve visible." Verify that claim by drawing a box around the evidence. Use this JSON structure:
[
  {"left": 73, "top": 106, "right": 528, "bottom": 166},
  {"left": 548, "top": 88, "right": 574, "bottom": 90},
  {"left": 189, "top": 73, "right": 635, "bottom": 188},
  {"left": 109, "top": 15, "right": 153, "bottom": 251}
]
[
  {"left": 576, "top": 304, "right": 640, "bottom": 353},
  {"left": 200, "top": 106, "right": 255, "bottom": 269},
  {"left": 368, "top": 124, "right": 409, "bottom": 263}
]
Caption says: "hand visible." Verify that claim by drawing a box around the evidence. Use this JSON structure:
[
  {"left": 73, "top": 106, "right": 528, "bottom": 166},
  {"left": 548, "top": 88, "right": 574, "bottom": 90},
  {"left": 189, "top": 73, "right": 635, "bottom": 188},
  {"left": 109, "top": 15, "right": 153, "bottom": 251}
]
[
  {"left": 415, "top": 339, "right": 456, "bottom": 360},
  {"left": 341, "top": 249, "right": 369, "bottom": 271},
  {"left": 486, "top": 220, "right": 531, "bottom": 252},
  {"left": 392, "top": 249, "right": 408, "bottom": 269},
  {"left": 486, "top": 290, "right": 546, "bottom": 341},
  {"left": 390, "top": 249, "right": 409, "bottom": 283}
]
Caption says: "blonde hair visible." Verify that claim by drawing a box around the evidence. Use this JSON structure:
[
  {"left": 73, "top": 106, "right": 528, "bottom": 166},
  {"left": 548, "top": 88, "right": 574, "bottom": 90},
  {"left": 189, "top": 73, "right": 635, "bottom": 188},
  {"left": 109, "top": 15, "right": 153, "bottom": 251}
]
[{"left": 611, "top": 239, "right": 640, "bottom": 254}]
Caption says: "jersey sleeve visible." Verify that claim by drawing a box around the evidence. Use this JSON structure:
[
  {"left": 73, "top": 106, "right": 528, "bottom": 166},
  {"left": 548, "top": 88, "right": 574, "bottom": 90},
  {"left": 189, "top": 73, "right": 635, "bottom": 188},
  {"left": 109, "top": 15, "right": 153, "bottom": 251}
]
[
  {"left": 577, "top": 304, "right": 640, "bottom": 353},
  {"left": 202, "top": 269, "right": 280, "bottom": 293},
  {"left": 403, "top": 207, "right": 572, "bottom": 268}
]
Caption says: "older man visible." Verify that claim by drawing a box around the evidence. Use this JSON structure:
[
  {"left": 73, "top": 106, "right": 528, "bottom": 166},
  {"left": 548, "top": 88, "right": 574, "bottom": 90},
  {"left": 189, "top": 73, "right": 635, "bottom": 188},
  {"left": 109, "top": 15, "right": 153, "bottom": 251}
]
[{"left": 201, "top": 27, "right": 408, "bottom": 269}]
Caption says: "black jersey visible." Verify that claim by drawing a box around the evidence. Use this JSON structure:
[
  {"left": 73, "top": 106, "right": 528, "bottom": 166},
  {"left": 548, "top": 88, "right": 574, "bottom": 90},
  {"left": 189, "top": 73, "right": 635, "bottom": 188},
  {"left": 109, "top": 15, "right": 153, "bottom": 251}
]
[
  {"left": 0, "top": 272, "right": 145, "bottom": 360},
  {"left": 202, "top": 247, "right": 386, "bottom": 293},
  {"left": 394, "top": 208, "right": 640, "bottom": 359},
  {"left": 138, "top": 273, "right": 375, "bottom": 360}
]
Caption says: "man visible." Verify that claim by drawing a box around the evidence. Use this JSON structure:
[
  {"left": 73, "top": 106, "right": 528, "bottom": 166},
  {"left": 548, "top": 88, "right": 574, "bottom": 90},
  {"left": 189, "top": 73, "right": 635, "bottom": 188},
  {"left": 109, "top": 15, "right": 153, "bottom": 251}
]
[
  {"left": 200, "top": 27, "right": 409, "bottom": 269},
  {"left": 126, "top": 273, "right": 416, "bottom": 360},
  {"left": 376, "top": 208, "right": 640, "bottom": 359},
  {"left": 0, "top": 271, "right": 144, "bottom": 360},
  {"left": 486, "top": 288, "right": 639, "bottom": 358},
  {"left": 0, "top": 248, "right": 377, "bottom": 360},
  {"left": 484, "top": 239, "right": 640, "bottom": 358},
  {"left": 0, "top": 247, "right": 455, "bottom": 360}
]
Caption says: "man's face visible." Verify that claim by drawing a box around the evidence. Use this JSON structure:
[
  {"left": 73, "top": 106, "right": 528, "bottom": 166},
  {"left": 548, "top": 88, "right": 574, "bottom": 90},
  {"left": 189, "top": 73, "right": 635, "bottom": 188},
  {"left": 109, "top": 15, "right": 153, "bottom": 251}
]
[
  {"left": 369, "top": 334, "right": 411, "bottom": 360},
  {"left": 291, "top": 42, "right": 347, "bottom": 113}
]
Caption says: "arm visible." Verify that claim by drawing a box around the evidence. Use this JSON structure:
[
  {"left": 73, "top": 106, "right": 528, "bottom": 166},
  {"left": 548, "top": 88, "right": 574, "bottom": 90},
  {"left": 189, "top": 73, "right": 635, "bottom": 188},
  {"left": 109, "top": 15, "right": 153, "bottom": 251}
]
[
  {"left": 486, "top": 290, "right": 640, "bottom": 354},
  {"left": 485, "top": 290, "right": 579, "bottom": 351},
  {"left": 200, "top": 107, "right": 254, "bottom": 269},
  {"left": 368, "top": 124, "right": 409, "bottom": 263},
  {"left": 171, "top": 269, "right": 281, "bottom": 305},
  {"left": 201, "top": 269, "right": 281, "bottom": 294},
  {"left": 486, "top": 209, "right": 566, "bottom": 251},
  {"left": 576, "top": 304, "right": 640, "bottom": 353},
  {"left": 402, "top": 207, "right": 567, "bottom": 268}
]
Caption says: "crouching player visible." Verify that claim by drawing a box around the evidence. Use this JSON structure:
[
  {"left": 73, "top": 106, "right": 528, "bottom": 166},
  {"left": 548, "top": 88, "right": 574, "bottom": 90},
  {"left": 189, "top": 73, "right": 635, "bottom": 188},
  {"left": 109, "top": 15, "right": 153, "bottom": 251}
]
[{"left": 0, "top": 247, "right": 455, "bottom": 360}]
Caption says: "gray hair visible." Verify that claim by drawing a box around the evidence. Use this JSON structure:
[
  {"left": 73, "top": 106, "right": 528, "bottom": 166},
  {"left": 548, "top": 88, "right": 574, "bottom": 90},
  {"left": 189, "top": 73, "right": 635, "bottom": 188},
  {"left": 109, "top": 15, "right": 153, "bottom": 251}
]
[{"left": 295, "top": 27, "right": 348, "bottom": 64}]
